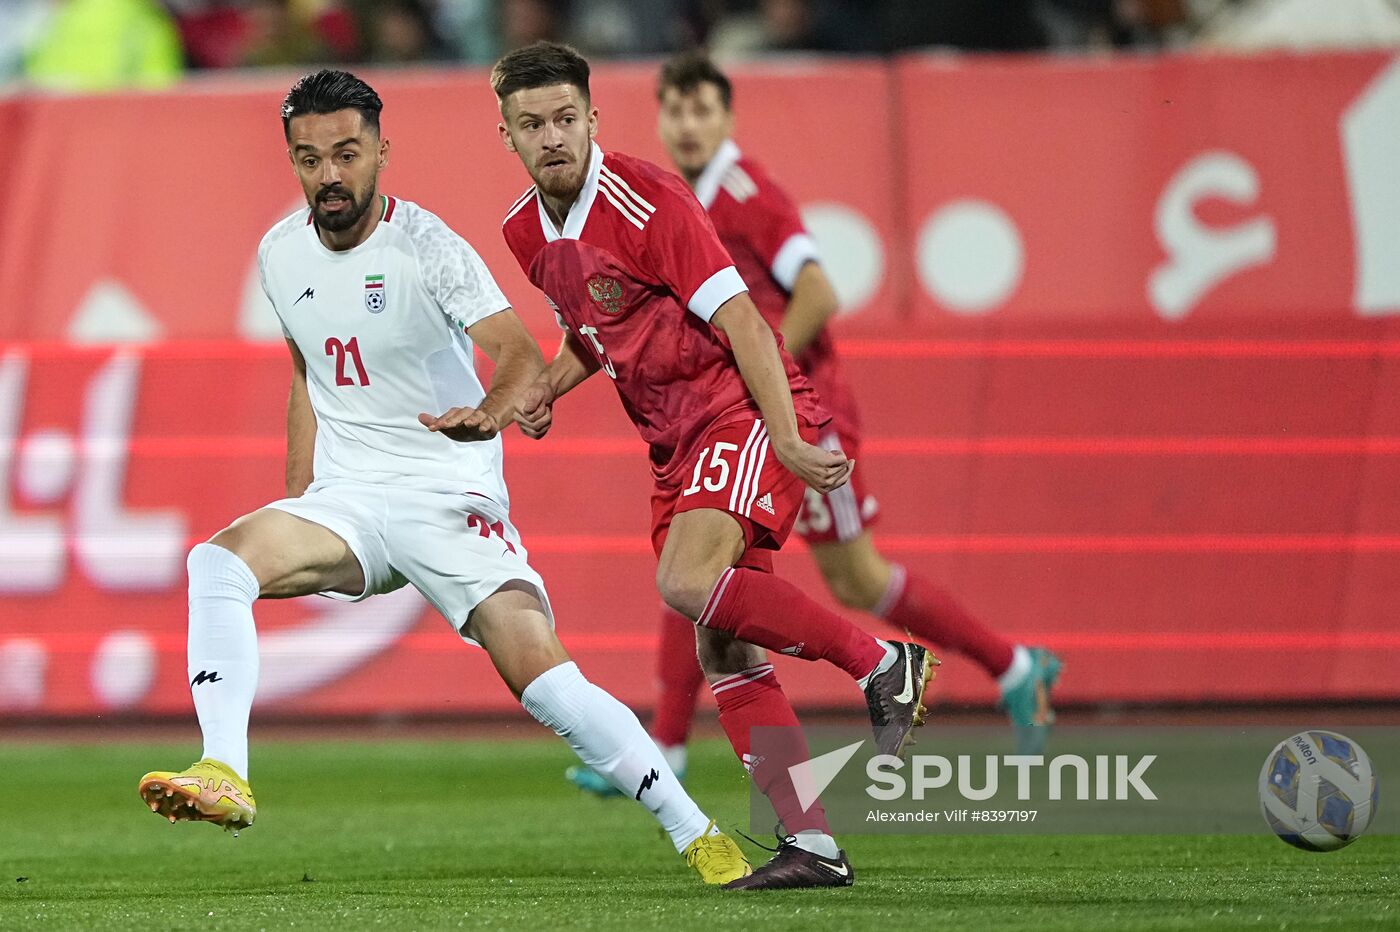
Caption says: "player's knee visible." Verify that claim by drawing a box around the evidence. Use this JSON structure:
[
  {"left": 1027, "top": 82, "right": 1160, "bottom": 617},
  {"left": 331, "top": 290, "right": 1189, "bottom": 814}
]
[
  {"left": 655, "top": 575, "right": 707, "bottom": 620},
  {"left": 655, "top": 564, "right": 715, "bottom": 621},
  {"left": 821, "top": 561, "right": 884, "bottom": 612}
]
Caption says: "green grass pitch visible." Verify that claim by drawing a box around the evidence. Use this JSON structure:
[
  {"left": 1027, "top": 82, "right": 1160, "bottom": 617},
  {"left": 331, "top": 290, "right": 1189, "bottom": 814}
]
[{"left": 1, "top": 736, "right": 1395, "bottom": 930}]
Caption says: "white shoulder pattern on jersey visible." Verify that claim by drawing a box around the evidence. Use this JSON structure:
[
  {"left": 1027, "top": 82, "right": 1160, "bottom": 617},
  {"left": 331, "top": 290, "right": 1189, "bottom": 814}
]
[
  {"left": 720, "top": 165, "right": 759, "bottom": 204},
  {"left": 693, "top": 139, "right": 742, "bottom": 210},
  {"left": 395, "top": 199, "right": 509, "bottom": 328},
  {"left": 504, "top": 185, "right": 538, "bottom": 225},
  {"left": 597, "top": 165, "right": 655, "bottom": 231}
]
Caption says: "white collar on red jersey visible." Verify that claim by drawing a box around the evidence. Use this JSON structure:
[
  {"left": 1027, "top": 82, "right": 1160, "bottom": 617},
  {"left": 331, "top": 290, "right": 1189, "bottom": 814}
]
[
  {"left": 538, "top": 143, "right": 604, "bottom": 243},
  {"left": 693, "top": 139, "right": 742, "bottom": 210}
]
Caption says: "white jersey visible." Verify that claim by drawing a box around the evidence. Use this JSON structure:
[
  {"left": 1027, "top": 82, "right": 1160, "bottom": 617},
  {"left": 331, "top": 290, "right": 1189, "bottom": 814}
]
[{"left": 258, "top": 196, "right": 512, "bottom": 505}]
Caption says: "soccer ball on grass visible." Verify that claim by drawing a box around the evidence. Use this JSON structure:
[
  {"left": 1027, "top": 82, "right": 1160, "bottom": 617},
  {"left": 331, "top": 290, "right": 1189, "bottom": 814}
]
[{"left": 1259, "top": 730, "right": 1378, "bottom": 851}]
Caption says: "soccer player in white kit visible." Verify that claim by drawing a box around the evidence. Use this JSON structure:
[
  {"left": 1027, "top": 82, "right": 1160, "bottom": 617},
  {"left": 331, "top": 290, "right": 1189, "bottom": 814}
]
[{"left": 137, "top": 70, "right": 750, "bottom": 886}]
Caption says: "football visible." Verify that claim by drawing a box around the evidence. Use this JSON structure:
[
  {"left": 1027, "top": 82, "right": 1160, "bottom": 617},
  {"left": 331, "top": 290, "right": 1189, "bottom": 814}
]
[{"left": 1259, "top": 730, "right": 1380, "bottom": 851}]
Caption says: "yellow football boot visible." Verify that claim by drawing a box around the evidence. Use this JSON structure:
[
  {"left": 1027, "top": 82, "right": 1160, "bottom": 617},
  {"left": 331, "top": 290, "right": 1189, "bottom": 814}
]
[
  {"left": 138, "top": 758, "right": 256, "bottom": 833},
  {"left": 684, "top": 820, "right": 752, "bottom": 885}
]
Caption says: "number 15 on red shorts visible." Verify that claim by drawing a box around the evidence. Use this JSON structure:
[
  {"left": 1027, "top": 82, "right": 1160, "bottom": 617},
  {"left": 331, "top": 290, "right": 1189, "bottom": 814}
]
[{"left": 650, "top": 415, "right": 823, "bottom": 555}]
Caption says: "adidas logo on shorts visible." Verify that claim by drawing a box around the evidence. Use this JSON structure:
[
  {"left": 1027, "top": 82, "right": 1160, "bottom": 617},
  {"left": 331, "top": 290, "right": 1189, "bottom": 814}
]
[{"left": 756, "top": 492, "right": 775, "bottom": 515}]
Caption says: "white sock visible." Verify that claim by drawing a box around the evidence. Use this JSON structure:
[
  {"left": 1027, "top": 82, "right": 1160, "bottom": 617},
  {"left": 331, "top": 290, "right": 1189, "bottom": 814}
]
[
  {"left": 186, "top": 543, "right": 260, "bottom": 780},
  {"left": 856, "top": 640, "right": 900, "bottom": 690},
  {"left": 790, "top": 829, "right": 841, "bottom": 859},
  {"left": 998, "top": 645, "right": 1032, "bottom": 695},
  {"left": 522, "top": 662, "right": 711, "bottom": 853},
  {"left": 656, "top": 741, "right": 687, "bottom": 777}
]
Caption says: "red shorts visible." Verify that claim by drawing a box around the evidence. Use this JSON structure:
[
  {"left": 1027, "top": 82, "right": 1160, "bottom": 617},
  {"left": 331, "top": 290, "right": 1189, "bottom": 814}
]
[
  {"left": 651, "top": 414, "right": 820, "bottom": 572},
  {"left": 792, "top": 429, "right": 880, "bottom": 545}
]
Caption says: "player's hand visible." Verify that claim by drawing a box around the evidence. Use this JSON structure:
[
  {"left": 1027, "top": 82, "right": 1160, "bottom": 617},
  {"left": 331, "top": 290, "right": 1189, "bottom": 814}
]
[
  {"left": 418, "top": 407, "right": 500, "bottom": 443},
  {"left": 516, "top": 381, "right": 554, "bottom": 440},
  {"left": 774, "top": 439, "right": 853, "bottom": 494}
]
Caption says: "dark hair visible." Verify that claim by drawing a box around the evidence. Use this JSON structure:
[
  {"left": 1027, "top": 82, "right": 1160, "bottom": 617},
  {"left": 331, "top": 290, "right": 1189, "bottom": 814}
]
[
  {"left": 281, "top": 70, "right": 384, "bottom": 140},
  {"left": 657, "top": 54, "right": 732, "bottom": 110},
  {"left": 491, "top": 41, "right": 591, "bottom": 105}
]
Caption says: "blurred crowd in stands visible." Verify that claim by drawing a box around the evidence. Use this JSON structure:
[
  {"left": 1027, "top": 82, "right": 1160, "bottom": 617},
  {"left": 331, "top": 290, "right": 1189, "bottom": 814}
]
[{"left": 3, "top": 0, "right": 1398, "bottom": 91}]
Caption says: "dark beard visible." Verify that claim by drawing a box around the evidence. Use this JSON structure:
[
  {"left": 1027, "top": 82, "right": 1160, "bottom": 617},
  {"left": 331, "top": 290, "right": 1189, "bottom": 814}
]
[{"left": 313, "top": 187, "right": 374, "bottom": 232}]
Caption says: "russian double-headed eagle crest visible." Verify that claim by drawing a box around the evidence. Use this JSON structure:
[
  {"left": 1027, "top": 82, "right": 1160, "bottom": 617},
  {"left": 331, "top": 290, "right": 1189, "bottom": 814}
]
[{"left": 586, "top": 275, "right": 625, "bottom": 315}]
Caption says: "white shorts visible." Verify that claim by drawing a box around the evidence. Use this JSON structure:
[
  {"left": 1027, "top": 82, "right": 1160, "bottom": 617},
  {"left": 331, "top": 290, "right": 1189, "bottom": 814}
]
[{"left": 266, "top": 479, "right": 552, "bottom": 646}]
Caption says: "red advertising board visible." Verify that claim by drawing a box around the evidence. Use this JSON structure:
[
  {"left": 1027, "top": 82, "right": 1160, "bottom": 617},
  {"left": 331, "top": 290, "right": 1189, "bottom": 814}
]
[
  {"left": 2, "top": 51, "right": 1399, "bottom": 718},
  {"left": 898, "top": 53, "right": 1400, "bottom": 329},
  {"left": 0, "top": 60, "right": 898, "bottom": 342}
]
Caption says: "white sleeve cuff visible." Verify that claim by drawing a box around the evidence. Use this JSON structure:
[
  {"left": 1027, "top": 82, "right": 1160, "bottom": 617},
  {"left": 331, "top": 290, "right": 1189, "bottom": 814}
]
[
  {"left": 770, "top": 233, "right": 820, "bottom": 291},
  {"left": 687, "top": 266, "right": 748, "bottom": 321}
]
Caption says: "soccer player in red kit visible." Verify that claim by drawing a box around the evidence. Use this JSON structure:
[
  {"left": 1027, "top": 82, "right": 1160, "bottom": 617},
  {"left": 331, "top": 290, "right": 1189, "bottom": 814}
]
[
  {"left": 566, "top": 55, "right": 1063, "bottom": 801},
  {"left": 492, "top": 42, "right": 935, "bottom": 889},
  {"left": 637, "top": 55, "right": 1063, "bottom": 773}
]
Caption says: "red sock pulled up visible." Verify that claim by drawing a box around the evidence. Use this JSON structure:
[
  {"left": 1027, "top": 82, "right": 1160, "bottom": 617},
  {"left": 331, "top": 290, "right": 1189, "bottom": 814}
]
[
  {"left": 876, "top": 564, "right": 1014, "bottom": 677},
  {"left": 699, "top": 567, "right": 886, "bottom": 681},
  {"left": 711, "top": 663, "right": 830, "bottom": 835}
]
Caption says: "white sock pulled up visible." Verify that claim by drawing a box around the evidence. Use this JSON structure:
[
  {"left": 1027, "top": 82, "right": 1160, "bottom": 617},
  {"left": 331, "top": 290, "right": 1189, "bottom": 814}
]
[
  {"left": 186, "top": 543, "right": 260, "bottom": 780},
  {"left": 521, "top": 661, "right": 712, "bottom": 852}
]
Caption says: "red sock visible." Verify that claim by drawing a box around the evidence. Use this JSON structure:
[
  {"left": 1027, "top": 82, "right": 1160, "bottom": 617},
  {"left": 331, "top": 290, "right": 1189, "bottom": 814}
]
[
  {"left": 699, "top": 567, "right": 887, "bottom": 681},
  {"left": 652, "top": 608, "right": 705, "bottom": 747},
  {"left": 711, "top": 663, "right": 830, "bottom": 835},
  {"left": 876, "top": 564, "right": 1014, "bottom": 677}
]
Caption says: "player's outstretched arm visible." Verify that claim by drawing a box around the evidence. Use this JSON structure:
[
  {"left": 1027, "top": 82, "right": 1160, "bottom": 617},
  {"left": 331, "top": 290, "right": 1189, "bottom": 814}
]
[
  {"left": 420, "top": 309, "right": 543, "bottom": 442},
  {"left": 285, "top": 339, "right": 316, "bottom": 497},
  {"left": 712, "top": 294, "right": 853, "bottom": 494},
  {"left": 516, "top": 332, "right": 600, "bottom": 440},
  {"left": 779, "top": 261, "right": 840, "bottom": 357}
]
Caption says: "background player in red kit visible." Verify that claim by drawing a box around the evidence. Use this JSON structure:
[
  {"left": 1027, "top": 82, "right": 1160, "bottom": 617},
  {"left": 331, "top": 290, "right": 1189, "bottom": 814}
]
[{"left": 491, "top": 42, "right": 936, "bottom": 889}]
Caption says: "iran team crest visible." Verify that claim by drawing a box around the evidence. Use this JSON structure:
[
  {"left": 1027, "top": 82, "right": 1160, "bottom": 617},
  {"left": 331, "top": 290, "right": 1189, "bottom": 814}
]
[
  {"left": 364, "top": 273, "right": 385, "bottom": 313},
  {"left": 586, "top": 275, "right": 625, "bottom": 315}
]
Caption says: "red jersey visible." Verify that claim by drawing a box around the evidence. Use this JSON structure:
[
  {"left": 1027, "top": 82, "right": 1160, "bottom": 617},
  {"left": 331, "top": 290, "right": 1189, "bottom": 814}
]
[
  {"left": 503, "top": 145, "right": 827, "bottom": 486},
  {"left": 693, "top": 140, "right": 861, "bottom": 439}
]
